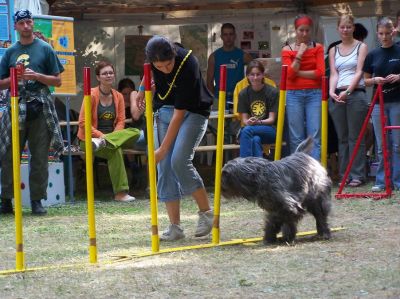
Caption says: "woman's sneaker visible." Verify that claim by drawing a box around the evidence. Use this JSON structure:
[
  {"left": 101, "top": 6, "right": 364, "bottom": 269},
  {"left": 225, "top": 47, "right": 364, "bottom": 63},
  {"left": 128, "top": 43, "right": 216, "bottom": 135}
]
[
  {"left": 160, "top": 224, "right": 185, "bottom": 241},
  {"left": 91, "top": 138, "right": 106, "bottom": 151},
  {"left": 371, "top": 185, "right": 385, "bottom": 192},
  {"left": 195, "top": 210, "right": 213, "bottom": 237}
]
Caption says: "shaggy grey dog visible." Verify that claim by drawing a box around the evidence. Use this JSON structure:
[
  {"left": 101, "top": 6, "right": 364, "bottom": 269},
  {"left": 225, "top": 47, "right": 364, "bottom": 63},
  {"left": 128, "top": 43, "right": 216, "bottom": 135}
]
[{"left": 221, "top": 137, "right": 332, "bottom": 244}]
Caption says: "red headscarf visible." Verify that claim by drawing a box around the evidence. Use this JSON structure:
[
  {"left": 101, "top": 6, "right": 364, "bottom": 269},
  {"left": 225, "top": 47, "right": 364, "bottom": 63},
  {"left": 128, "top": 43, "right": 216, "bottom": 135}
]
[{"left": 295, "top": 16, "right": 313, "bottom": 29}]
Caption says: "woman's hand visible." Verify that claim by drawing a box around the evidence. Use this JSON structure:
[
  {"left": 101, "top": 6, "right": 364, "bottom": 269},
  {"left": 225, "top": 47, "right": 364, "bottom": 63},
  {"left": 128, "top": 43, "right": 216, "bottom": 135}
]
[
  {"left": 246, "top": 117, "right": 259, "bottom": 126},
  {"left": 135, "top": 91, "right": 146, "bottom": 113},
  {"left": 154, "top": 147, "right": 168, "bottom": 163},
  {"left": 374, "top": 76, "right": 387, "bottom": 85},
  {"left": 335, "top": 90, "right": 347, "bottom": 103},
  {"left": 385, "top": 74, "right": 400, "bottom": 84},
  {"left": 297, "top": 43, "right": 308, "bottom": 57}
]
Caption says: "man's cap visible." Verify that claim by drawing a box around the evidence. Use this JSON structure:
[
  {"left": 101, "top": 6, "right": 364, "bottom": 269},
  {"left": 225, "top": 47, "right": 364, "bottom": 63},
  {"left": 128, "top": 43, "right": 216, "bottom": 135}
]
[{"left": 14, "top": 9, "right": 32, "bottom": 24}]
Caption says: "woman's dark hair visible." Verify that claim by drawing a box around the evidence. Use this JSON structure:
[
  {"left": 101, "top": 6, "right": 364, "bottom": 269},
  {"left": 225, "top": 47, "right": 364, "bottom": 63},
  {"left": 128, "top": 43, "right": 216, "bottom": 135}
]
[
  {"left": 117, "top": 78, "right": 135, "bottom": 92},
  {"left": 354, "top": 23, "right": 368, "bottom": 41},
  {"left": 145, "top": 35, "right": 176, "bottom": 63},
  {"left": 246, "top": 60, "right": 265, "bottom": 84},
  {"left": 95, "top": 60, "right": 114, "bottom": 76}
]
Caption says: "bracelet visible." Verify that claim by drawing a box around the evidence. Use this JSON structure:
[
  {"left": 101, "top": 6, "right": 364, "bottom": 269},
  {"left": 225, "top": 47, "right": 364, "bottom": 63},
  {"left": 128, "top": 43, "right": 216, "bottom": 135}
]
[
  {"left": 138, "top": 85, "right": 145, "bottom": 92},
  {"left": 294, "top": 56, "right": 302, "bottom": 62}
]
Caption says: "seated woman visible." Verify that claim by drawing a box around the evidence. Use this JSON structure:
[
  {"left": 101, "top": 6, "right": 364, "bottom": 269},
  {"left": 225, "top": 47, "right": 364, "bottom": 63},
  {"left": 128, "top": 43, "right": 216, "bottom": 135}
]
[
  {"left": 237, "top": 60, "right": 278, "bottom": 158},
  {"left": 77, "top": 61, "right": 140, "bottom": 202}
]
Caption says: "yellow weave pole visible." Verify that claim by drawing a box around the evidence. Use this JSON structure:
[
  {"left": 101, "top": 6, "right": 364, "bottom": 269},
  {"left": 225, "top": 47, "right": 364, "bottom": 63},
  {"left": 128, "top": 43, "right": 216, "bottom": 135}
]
[
  {"left": 321, "top": 76, "right": 328, "bottom": 168},
  {"left": 143, "top": 63, "right": 159, "bottom": 252},
  {"left": 10, "top": 67, "right": 25, "bottom": 271},
  {"left": 212, "top": 65, "right": 227, "bottom": 244},
  {"left": 274, "top": 65, "right": 288, "bottom": 161},
  {"left": 83, "top": 67, "right": 97, "bottom": 263}
]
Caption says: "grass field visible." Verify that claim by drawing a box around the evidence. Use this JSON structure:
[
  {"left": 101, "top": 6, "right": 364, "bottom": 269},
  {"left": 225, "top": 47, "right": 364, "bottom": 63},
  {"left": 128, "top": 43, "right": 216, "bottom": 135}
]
[{"left": 0, "top": 182, "right": 399, "bottom": 298}]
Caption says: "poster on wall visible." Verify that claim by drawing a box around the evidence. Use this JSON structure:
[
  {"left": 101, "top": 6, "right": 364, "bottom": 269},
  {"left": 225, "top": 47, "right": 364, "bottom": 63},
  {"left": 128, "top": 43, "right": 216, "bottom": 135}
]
[
  {"left": 0, "top": 0, "right": 14, "bottom": 62},
  {"left": 125, "top": 35, "right": 152, "bottom": 76},
  {"left": 33, "top": 15, "right": 77, "bottom": 95},
  {"left": 179, "top": 25, "right": 208, "bottom": 72}
]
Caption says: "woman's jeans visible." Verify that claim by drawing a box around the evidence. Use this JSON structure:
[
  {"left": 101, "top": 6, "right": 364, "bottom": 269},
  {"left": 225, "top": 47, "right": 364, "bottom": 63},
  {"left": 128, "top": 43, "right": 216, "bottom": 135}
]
[
  {"left": 155, "top": 106, "right": 208, "bottom": 202},
  {"left": 239, "top": 125, "right": 276, "bottom": 157},
  {"left": 286, "top": 89, "right": 322, "bottom": 160},
  {"left": 329, "top": 90, "right": 369, "bottom": 181},
  {"left": 371, "top": 102, "right": 400, "bottom": 189}
]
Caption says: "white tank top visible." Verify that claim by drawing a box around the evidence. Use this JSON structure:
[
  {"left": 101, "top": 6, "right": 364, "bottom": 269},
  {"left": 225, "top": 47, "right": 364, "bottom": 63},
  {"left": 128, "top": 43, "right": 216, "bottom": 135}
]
[{"left": 335, "top": 42, "right": 364, "bottom": 89}]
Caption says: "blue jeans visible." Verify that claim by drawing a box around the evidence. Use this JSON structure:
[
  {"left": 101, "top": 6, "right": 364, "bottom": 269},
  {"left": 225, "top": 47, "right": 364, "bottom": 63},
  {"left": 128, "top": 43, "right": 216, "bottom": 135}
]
[
  {"left": 371, "top": 102, "right": 400, "bottom": 189},
  {"left": 154, "top": 106, "right": 208, "bottom": 202},
  {"left": 239, "top": 125, "right": 276, "bottom": 157},
  {"left": 286, "top": 89, "right": 322, "bottom": 160}
]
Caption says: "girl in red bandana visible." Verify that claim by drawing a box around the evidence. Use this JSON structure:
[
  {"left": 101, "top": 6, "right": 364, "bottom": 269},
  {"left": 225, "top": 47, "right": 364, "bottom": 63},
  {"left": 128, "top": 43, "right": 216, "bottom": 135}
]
[{"left": 281, "top": 15, "right": 325, "bottom": 160}]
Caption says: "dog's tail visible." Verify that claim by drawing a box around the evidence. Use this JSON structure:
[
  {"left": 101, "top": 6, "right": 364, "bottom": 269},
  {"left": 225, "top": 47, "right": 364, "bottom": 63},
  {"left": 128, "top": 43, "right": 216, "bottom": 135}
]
[{"left": 295, "top": 136, "right": 313, "bottom": 154}]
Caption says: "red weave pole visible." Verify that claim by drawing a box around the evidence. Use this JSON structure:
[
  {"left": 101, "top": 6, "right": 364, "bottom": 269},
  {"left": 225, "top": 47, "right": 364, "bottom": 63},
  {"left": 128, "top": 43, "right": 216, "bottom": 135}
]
[
  {"left": 10, "top": 68, "right": 18, "bottom": 97},
  {"left": 280, "top": 65, "right": 287, "bottom": 91},
  {"left": 379, "top": 87, "right": 392, "bottom": 197},
  {"left": 321, "top": 76, "right": 328, "bottom": 100},
  {"left": 219, "top": 64, "right": 226, "bottom": 92},
  {"left": 336, "top": 85, "right": 381, "bottom": 197},
  {"left": 336, "top": 85, "right": 391, "bottom": 199},
  {"left": 144, "top": 63, "right": 151, "bottom": 90},
  {"left": 83, "top": 67, "right": 91, "bottom": 96}
]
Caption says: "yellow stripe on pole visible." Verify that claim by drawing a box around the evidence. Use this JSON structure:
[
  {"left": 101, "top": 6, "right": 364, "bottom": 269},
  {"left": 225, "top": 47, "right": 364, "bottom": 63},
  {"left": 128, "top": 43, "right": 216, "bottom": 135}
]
[
  {"left": 84, "top": 93, "right": 97, "bottom": 264},
  {"left": 212, "top": 65, "right": 227, "bottom": 245},
  {"left": 11, "top": 94, "right": 25, "bottom": 271},
  {"left": 212, "top": 90, "right": 226, "bottom": 244},
  {"left": 321, "top": 100, "right": 328, "bottom": 168},
  {"left": 145, "top": 89, "right": 160, "bottom": 253},
  {"left": 274, "top": 89, "right": 287, "bottom": 161}
]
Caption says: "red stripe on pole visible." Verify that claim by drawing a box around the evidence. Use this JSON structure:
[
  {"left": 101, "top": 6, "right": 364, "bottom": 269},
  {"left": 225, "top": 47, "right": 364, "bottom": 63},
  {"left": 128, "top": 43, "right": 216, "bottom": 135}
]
[
  {"left": 10, "top": 68, "right": 18, "bottom": 97},
  {"left": 219, "top": 65, "right": 226, "bottom": 92},
  {"left": 322, "top": 76, "right": 328, "bottom": 101},
  {"left": 280, "top": 65, "right": 287, "bottom": 91},
  {"left": 83, "top": 67, "right": 91, "bottom": 96},
  {"left": 144, "top": 63, "right": 151, "bottom": 91}
]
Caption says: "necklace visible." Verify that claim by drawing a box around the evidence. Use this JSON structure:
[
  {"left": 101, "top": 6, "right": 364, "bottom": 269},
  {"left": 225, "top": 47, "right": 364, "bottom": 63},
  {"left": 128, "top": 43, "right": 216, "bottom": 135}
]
[
  {"left": 99, "top": 86, "right": 111, "bottom": 96},
  {"left": 158, "top": 50, "right": 192, "bottom": 101}
]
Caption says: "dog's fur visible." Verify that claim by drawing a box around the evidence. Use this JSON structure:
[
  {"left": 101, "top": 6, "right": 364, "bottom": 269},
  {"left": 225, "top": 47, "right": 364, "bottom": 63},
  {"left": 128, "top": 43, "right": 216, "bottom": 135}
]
[{"left": 221, "top": 137, "right": 332, "bottom": 244}]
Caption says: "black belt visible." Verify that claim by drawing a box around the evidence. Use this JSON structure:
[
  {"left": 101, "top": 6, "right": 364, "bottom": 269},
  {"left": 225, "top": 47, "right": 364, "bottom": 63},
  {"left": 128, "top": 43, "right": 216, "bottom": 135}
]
[{"left": 335, "top": 88, "right": 366, "bottom": 94}]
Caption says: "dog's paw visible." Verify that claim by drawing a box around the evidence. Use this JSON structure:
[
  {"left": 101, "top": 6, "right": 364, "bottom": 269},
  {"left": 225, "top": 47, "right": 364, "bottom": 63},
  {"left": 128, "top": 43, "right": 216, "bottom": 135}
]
[
  {"left": 317, "top": 230, "right": 331, "bottom": 240},
  {"left": 262, "top": 238, "right": 277, "bottom": 246}
]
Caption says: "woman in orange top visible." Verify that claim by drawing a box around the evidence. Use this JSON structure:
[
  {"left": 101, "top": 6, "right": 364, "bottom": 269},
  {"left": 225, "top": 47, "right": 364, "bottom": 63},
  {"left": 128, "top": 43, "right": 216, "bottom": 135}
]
[
  {"left": 281, "top": 15, "right": 325, "bottom": 160},
  {"left": 77, "top": 61, "right": 140, "bottom": 202}
]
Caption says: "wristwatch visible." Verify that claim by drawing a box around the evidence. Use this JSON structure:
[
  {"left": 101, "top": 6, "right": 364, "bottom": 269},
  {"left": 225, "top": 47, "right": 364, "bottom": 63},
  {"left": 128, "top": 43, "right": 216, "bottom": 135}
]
[{"left": 346, "top": 89, "right": 351, "bottom": 96}]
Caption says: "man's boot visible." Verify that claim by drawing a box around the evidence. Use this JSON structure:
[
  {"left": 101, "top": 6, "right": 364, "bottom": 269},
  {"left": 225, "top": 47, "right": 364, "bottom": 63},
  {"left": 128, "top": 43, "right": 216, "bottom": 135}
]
[
  {"left": 31, "top": 200, "right": 47, "bottom": 215},
  {"left": 0, "top": 198, "right": 14, "bottom": 214}
]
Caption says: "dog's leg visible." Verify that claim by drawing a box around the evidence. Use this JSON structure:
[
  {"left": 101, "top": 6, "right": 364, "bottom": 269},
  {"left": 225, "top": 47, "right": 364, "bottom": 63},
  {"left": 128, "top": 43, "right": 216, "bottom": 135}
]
[
  {"left": 281, "top": 221, "right": 297, "bottom": 243},
  {"left": 263, "top": 214, "right": 282, "bottom": 245},
  {"left": 307, "top": 197, "right": 331, "bottom": 240}
]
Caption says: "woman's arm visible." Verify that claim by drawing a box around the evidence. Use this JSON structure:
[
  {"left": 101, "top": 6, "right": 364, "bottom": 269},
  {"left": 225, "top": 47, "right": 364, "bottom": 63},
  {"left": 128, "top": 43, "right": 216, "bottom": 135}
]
[
  {"left": 260, "top": 111, "right": 276, "bottom": 125},
  {"left": 328, "top": 47, "right": 339, "bottom": 101},
  {"left": 346, "top": 43, "right": 368, "bottom": 93},
  {"left": 155, "top": 108, "right": 186, "bottom": 163},
  {"left": 114, "top": 92, "right": 126, "bottom": 131},
  {"left": 78, "top": 97, "right": 104, "bottom": 138},
  {"left": 297, "top": 44, "right": 325, "bottom": 79},
  {"left": 130, "top": 90, "right": 143, "bottom": 121}
]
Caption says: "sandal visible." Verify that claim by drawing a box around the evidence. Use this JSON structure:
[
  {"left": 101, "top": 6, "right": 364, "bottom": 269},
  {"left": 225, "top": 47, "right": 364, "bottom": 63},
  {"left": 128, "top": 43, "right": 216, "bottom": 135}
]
[{"left": 348, "top": 179, "right": 364, "bottom": 187}]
